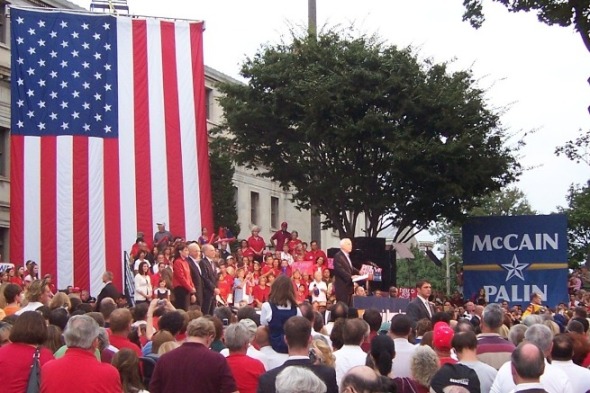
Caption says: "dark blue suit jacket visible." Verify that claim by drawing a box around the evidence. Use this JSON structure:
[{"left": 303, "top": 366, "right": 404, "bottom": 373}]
[{"left": 256, "top": 358, "right": 338, "bottom": 393}]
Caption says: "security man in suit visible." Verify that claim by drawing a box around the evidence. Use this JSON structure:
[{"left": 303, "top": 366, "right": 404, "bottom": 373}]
[{"left": 405, "top": 279, "right": 434, "bottom": 325}]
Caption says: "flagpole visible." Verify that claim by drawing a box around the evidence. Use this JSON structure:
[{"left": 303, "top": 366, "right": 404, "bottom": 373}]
[{"left": 7, "top": 5, "right": 205, "bottom": 25}]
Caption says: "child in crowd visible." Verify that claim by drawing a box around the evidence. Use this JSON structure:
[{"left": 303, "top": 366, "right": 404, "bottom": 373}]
[{"left": 154, "top": 279, "right": 170, "bottom": 301}]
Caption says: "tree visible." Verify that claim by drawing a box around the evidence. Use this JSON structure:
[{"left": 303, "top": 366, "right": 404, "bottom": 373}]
[
  {"left": 209, "top": 138, "right": 240, "bottom": 240},
  {"left": 396, "top": 247, "right": 447, "bottom": 292},
  {"left": 216, "top": 28, "right": 521, "bottom": 239},
  {"left": 558, "top": 183, "right": 590, "bottom": 266},
  {"left": 462, "top": 0, "right": 590, "bottom": 53},
  {"left": 555, "top": 130, "right": 590, "bottom": 166},
  {"left": 430, "top": 186, "right": 536, "bottom": 277}
]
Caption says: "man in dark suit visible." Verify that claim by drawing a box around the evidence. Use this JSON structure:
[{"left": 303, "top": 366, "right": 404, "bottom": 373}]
[
  {"left": 510, "top": 342, "right": 548, "bottom": 393},
  {"left": 257, "top": 316, "right": 338, "bottom": 393},
  {"left": 95, "top": 271, "right": 121, "bottom": 312},
  {"left": 199, "top": 244, "right": 218, "bottom": 315},
  {"left": 333, "top": 238, "right": 360, "bottom": 306},
  {"left": 405, "top": 279, "right": 434, "bottom": 325},
  {"left": 187, "top": 242, "right": 204, "bottom": 308}
]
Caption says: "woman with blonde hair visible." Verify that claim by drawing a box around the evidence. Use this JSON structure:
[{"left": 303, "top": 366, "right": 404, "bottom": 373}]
[
  {"left": 310, "top": 338, "right": 336, "bottom": 367},
  {"left": 49, "top": 291, "right": 71, "bottom": 311}
]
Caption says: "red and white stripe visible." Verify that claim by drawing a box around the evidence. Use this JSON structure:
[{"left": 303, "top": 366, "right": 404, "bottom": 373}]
[{"left": 10, "top": 16, "right": 213, "bottom": 294}]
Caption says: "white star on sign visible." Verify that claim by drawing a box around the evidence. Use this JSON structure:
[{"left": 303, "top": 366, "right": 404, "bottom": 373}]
[{"left": 501, "top": 254, "right": 529, "bottom": 281}]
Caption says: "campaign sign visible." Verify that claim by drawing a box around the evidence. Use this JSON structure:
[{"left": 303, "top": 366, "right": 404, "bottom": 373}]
[{"left": 462, "top": 214, "right": 568, "bottom": 307}]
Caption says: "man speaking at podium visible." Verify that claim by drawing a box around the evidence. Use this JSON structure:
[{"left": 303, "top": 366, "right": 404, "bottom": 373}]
[{"left": 333, "top": 238, "right": 360, "bottom": 306}]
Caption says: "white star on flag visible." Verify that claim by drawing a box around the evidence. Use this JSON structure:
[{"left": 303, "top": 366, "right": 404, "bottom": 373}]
[{"left": 501, "top": 255, "right": 529, "bottom": 281}]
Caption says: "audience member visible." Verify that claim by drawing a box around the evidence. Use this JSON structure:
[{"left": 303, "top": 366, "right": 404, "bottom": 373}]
[
  {"left": 389, "top": 313, "right": 417, "bottom": 378},
  {"left": 490, "top": 324, "right": 572, "bottom": 393},
  {"left": 476, "top": 303, "right": 516, "bottom": 370},
  {"left": 111, "top": 348, "right": 148, "bottom": 393},
  {"left": 393, "top": 345, "right": 439, "bottom": 393},
  {"left": 41, "top": 315, "right": 122, "bottom": 393},
  {"left": 275, "top": 366, "right": 327, "bottom": 393},
  {"left": 225, "top": 322, "right": 266, "bottom": 393},
  {"left": 361, "top": 308, "right": 382, "bottom": 352},
  {"left": 334, "top": 318, "right": 370, "bottom": 387},
  {"left": 257, "top": 316, "right": 338, "bottom": 393},
  {"left": 108, "top": 308, "right": 142, "bottom": 357},
  {"left": 0, "top": 311, "right": 54, "bottom": 393},
  {"left": 367, "top": 334, "right": 395, "bottom": 377},
  {"left": 254, "top": 325, "right": 288, "bottom": 370},
  {"left": 260, "top": 274, "right": 302, "bottom": 354},
  {"left": 150, "top": 317, "right": 237, "bottom": 393},
  {"left": 16, "top": 279, "right": 52, "bottom": 315},
  {"left": 510, "top": 342, "right": 546, "bottom": 393},
  {"left": 550, "top": 333, "right": 590, "bottom": 393},
  {"left": 340, "top": 365, "right": 393, "bottom": 393},
  {"left": 429, "top": 363, "right": 481, "bottom": 393},
  {"left": 432, "top": 321, "right": 456, "bottom": 365},
  {"left": 453, "top": 331, "right": 497, "bottom": 393}
]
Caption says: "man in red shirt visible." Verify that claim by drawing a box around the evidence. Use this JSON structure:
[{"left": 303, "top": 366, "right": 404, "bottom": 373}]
[
  {"left": 41, "top": 315, "right": 122, "bottom": 393},
  {"left": 225, "top": 322, "right": 265, "bottom": 393},
  {"left": 270, "top": 222, "right": 290, "bottom": 252},
  {"left": 304, "top": 240, "right": 327, "bottom": 263},
  {"left": 107, "top": 308, "right": 142, "bottom": 357}
]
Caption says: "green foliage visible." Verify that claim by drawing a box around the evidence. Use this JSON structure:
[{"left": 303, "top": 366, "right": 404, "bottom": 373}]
[
  {"left": 555, "top": 129, "right": 590, "bottom": 166},
  {"left": 396, "top": 247, "right": 451, "bottom": 292},
  {"left": 217, "top": 28, "right": 520, "bottom": 239},
  {"left": 430, "top": 186, "right": 536, "bottom": 273},
  {"left": 209, "top": 138, "right": 240, "bottom": 238},
  {"left": 558, "top": 183, "right": 590, "bottom": 266},
  {"left": 462, "top": 0, "right": 590, "bottom": 52}
]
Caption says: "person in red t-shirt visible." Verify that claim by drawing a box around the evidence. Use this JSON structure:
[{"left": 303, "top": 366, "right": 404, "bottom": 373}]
[
  {"left": 260, "top": 255, "right": 275, "bottom": 278},
  {"left": 0, "top": 311, "right": 55, "bottom": 393},
  {"left": 287, "top": 231, "right": 302, "bottom": 254},
  {"left": 225, "top": 323, "right": 265, "bottom": 393},
  {"left": 251, "top": 276, "right": 270, "bottom": 308},
  {"left": 108, "top": 308, "right": 142, "bottom": 358},
  {"left": 217, "top": 265, "right": 234, "bottom": 304},
  {"left": 304, "top": 240, "right": 328, "bottom": 263},
  {"left": 270, "top": 222, "right": 291, "bottom": 252},
  {"left": 247, "top": 226, "right": 266, "bottom": 263}
]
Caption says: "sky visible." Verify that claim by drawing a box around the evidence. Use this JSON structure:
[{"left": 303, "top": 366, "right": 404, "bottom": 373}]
[{"left": 68, "top": 0, "right": 590, "bottom": 215}]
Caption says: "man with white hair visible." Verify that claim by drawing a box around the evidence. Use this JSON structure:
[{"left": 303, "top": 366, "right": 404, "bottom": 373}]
[
  {"left": 225, "top": 322, "right": 266, "bottom": 393},
  {"left": 41, "top": 315, "right": 122, "bottom": 392},
  {"left": 276, "top": 366, "right": 327, "bottom": 393},
  {"left": 333, "top": 238, "right": 360, "bottom": 305},
  {"left": 490, "top": 324, "right": 572, "bottom": 393}
]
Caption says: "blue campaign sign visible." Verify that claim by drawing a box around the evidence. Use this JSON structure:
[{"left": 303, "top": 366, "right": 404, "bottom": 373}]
[{"left": 462, "top": 214, "right": 568, "bottom": 307}]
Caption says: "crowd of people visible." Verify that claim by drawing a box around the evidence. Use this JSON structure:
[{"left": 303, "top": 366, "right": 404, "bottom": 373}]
[{"left": 0, "top": 222, "right": 589, "bottom": 392}]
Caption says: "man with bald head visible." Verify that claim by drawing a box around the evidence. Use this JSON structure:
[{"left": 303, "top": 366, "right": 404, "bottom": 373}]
[
  {"left": 199, "top": 243, "right": 219, "bottom": 315},
  {"left": 340, "top": 365, "right": 392, "bottom": 393},
  {"left": 490, "top": 324, "right": 572, "bottom": 393},
  {"left": 511, "top": 342, "right": 546, "bottom": 392},
  {"left": 333, "top": 238, "right": 360, "bottom": 306}
]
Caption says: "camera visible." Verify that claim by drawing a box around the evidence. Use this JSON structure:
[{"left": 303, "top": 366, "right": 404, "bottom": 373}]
[
  {"left": 222, "top": 318, "right": 229, "bottom": 326},
  {"left": 157, "top": 299, "right": 166, "bottom": 307},
  {"left": 308, "top": 348, "right": 317, "bottom": 363}
]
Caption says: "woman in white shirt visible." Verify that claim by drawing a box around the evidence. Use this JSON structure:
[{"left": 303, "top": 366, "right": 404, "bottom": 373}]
[
  {"left": 134, "top": 261, "right": 152, "bottom": 304},
  {"left": 309, "top": 271, "right": 328, "bottom": 304}
]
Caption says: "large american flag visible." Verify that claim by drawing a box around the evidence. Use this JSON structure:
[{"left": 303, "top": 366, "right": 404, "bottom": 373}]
[{"left": 10, "top": 7, "right": 213, "bottom": 294}]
